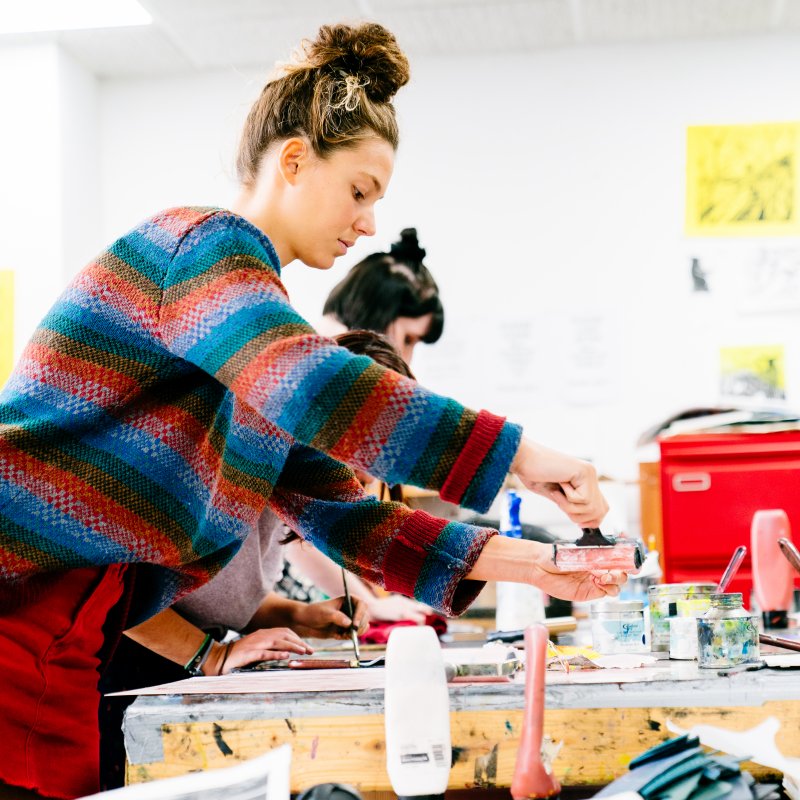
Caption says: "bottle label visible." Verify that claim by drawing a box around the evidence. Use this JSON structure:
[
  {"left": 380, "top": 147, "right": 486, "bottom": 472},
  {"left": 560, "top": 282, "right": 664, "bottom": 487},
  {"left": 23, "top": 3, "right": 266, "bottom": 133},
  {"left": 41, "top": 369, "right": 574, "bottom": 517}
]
[
  {"left": 399, "top": 742, "right": 448, "bottom": 767},
  {"left": 400, "top": 753, "right": 430, "bottom": 764}
]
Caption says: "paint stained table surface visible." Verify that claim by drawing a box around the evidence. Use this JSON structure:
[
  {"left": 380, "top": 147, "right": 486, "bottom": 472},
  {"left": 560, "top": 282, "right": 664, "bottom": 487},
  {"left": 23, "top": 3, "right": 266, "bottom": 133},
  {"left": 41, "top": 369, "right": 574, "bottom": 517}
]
[{"left": 122, "top": 655, "right": 800, "bottom": 791}]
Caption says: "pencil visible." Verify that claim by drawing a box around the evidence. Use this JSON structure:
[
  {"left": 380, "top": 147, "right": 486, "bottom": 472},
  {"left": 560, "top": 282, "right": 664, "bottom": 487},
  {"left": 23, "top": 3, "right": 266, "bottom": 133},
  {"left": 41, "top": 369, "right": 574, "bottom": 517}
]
[{"left": 342, "top": 567, "right": 361, "bottom": 664}]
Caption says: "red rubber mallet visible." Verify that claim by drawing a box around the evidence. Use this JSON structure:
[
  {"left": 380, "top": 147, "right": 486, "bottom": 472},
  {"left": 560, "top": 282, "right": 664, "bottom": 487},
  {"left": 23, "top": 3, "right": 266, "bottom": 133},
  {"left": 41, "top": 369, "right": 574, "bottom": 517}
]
[{"left": 511, "top": 624, "right": 561, "bottom": 800}]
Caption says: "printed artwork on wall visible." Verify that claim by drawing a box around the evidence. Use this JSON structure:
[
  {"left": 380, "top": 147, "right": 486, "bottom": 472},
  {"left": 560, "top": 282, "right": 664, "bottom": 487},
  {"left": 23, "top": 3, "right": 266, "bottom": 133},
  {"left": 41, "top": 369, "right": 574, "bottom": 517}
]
[
  {"left": 719, "top": 344, "right": 785, "bottom": 401},
  {"left": 0, "top": 270, "right": 13, "bottom": 389},
  {"left": 686, "top": 122, "right": 800, "bottom": 236},
  {"left": 740, "top": 245, "right": 800, "bottom": 313}
]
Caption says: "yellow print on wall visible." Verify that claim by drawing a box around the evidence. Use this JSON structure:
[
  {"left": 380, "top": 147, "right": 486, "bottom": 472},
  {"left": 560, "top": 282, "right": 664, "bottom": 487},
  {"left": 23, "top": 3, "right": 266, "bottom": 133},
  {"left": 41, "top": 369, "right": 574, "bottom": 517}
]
[
  {"left": 0, "top": 270, "right": 13, "bottom": 390},
  {"left": 686, "top": 122, "right": 800, "bottom": 236},
  {"left": 720, "top": 344, "right": 785, "bottom": 401}
]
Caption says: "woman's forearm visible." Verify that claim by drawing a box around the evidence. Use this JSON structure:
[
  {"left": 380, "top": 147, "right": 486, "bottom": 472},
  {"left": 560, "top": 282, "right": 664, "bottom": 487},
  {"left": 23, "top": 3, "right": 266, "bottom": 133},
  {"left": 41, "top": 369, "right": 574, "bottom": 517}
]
[
  {"left": 244, "top": 592, "right": 300, "bottom": 632},
  {"left": 125, "top": 608, "right": 221, "bottom": 673},
  {"left": 465, "top": 536, "right": 548, "bottom": 583}
]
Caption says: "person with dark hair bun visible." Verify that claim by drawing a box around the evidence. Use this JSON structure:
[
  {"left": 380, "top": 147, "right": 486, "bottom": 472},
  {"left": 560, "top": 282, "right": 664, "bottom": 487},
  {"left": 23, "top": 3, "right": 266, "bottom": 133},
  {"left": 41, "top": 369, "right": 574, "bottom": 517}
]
[
  {"left": 321, "top": 228, "right": 443, "bottom": 363},
  {"left": 0, "top": 21, "right": 619, "bottom": 799}
]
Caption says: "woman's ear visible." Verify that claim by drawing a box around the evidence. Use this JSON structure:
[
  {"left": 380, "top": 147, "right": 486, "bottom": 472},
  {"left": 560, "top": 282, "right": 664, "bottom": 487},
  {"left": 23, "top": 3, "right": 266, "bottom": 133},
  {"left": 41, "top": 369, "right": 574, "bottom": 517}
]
[{"left": 278, "top": 137, "right": 308, "bottom": 185}]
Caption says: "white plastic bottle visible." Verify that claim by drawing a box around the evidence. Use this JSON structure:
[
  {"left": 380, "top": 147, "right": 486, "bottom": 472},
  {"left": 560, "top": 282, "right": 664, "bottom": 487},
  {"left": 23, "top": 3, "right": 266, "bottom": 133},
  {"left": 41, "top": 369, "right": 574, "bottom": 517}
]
[
  {"left": 495, "top": 490, "right": 546, "bottom": 631},
  {"left": 384, "top": 625, "right": 451, "bottom": 799}
]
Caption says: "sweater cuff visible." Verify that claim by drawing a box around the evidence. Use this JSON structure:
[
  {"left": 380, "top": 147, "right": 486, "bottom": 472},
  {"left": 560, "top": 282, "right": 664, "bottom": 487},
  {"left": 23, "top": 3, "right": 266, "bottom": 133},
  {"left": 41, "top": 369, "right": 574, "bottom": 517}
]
[
  {"left": 383, "top": 510, "right": 497, "bottom": 617},
  {"left": 440, "top": 410, "right": 505, "bottom": 505},
  {"left": 440, "top": 411, "right": 523, "bottom": 514}
]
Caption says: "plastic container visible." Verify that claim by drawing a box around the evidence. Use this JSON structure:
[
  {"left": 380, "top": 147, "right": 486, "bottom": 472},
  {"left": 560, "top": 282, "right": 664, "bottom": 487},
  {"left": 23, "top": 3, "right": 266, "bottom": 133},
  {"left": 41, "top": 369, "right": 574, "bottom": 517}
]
[
  {"left": 590, "top": 600, "right": 647, "bottom": 654},
  {"left": 696, "top": 592, "right": 759, "bottom": 669},
  {"left": 496, "top": 490, "right": 545, "bottom": 631},
  {"left": 668, "top": 617, "right": 699, "bottom": 660},
  {"left": 751, "top": 509, "right": 794, "bottom": 629},
  {"left": 648, "top": 583, "right": 716, "bottom": 652},
  {"left": 384, "top": 626, "right": 451, "bottom": 799},
  {"left": 668, "top": 596, "right": 713, "bottom": 660}
]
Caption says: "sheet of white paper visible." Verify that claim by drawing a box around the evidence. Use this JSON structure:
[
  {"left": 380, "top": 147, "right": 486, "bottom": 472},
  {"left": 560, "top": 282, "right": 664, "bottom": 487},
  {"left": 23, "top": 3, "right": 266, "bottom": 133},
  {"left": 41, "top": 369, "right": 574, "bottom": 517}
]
[
  {"left": 764, "top": 653, "right": 800, "bottom": 668},
  {"left": 591, "top": 655, "right": 658, "bottom": 670},
  {"left": 666, "top": 716, "right": 800, "bottom": 783},
  {"left": 79, "top": 745, "right": 290, "bottom": 799},
  {"left": 532, "top": 666, "right": 665, "bottom": 686},
  {"left": 110, "top": 668, "right": 387, "bottom": 696}
]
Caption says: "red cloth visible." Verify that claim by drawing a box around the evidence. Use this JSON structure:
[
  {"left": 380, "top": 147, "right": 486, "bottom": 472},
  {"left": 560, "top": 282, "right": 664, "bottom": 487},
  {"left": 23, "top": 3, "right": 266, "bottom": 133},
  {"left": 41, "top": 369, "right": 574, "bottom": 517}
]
[
  {"left": 0, "top": 564, "right": 127, "bottom": 799},
  {"left": 360, "top": 614, "right": 448, "bottom": 645}
]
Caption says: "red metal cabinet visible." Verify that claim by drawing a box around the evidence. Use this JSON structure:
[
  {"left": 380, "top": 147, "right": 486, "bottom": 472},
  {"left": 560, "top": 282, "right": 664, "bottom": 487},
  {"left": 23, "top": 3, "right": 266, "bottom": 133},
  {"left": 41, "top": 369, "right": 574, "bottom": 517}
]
[{"left": 659, "top": 430, "right": 800, "bottom": 598}]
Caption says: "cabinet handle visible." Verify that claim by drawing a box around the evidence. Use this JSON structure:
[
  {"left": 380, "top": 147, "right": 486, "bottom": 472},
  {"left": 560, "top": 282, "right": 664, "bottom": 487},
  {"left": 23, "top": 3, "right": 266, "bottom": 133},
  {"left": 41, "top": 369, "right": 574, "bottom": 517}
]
[{"left": 672, "top": 472, "right": 711, "bottom": 492}]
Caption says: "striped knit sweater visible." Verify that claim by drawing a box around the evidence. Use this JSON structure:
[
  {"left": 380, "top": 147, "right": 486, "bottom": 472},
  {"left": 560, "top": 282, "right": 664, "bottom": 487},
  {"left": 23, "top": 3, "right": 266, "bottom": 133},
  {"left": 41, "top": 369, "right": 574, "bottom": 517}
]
[{"left": 0, "top": 208, "right": 522, "bottom": 621}]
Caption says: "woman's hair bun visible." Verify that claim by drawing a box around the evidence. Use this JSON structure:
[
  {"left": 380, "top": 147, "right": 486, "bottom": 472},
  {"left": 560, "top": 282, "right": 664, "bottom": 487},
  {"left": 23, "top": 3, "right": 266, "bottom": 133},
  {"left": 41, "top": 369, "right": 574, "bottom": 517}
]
[
  {"left": 305, "top": 22, "right": 410, "bottom": 103},
  {"left": 237, "top": 22, "right": 409, "bottom": 184},
  {"left": 390, "top": 228, "right": 426, "bottom": 269}
]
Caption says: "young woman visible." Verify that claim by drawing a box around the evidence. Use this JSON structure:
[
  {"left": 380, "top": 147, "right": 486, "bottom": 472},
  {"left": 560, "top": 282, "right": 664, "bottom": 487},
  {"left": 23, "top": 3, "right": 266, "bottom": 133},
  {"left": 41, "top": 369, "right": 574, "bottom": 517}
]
[{"left": 0, "top": 22, "right": 619, "bottom": 799}]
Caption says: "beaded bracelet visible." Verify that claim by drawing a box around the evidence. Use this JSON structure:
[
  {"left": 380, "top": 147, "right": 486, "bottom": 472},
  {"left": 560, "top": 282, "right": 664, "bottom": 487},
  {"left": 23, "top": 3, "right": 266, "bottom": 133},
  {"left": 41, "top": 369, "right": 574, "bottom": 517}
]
[{"left": 184, "top": 632, "right": 213, "bottom": 677}]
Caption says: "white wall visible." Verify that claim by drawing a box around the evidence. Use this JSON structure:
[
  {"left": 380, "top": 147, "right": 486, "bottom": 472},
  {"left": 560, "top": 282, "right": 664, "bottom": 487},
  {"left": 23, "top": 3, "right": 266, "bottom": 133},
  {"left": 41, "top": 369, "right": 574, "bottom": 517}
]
[
  {"left": 59, "top": 49, "right": 102, "bottom": 283},
  {"left": 95, "top": 33, "right": 800, "bottom": 484},
  {"left": 0, "top": 45, "right": 101, "bottom": 358},
  {"left": 0, "top": 45, "right": 64, "bottom": 351}
]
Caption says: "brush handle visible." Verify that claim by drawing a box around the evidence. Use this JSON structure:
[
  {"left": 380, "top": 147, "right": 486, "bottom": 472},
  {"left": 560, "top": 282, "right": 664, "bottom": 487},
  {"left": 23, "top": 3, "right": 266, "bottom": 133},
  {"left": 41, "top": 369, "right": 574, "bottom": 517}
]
[
  {"left": 778, "top": 537, "right": 800, "bottom": 577},
  {"left": 759, "top": 633, "right": 800, "bottom": 653},
  {"left": 341, "top": 568, "right": 361, "bottom": 662},
  {"left": 288, "top": 659, "right": 356, "bottom": 669},
  {"left": 717, "top": 545, "right": 747, "bottom": 592}
]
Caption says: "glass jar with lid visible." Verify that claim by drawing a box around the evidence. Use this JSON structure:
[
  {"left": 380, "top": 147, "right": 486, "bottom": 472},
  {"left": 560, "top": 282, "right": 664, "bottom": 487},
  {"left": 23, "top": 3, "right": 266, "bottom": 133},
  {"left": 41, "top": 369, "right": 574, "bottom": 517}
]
[{"left": 696, "top": 592, "right": 759, "bottom": 669}]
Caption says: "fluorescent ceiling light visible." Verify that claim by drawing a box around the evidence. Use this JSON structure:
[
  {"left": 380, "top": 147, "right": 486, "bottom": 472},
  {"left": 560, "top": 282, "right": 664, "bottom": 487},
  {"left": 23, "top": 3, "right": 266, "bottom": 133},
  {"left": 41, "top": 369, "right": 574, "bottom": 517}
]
[{"left": 0, "top": 0, "right": 152, "bottom": 35}]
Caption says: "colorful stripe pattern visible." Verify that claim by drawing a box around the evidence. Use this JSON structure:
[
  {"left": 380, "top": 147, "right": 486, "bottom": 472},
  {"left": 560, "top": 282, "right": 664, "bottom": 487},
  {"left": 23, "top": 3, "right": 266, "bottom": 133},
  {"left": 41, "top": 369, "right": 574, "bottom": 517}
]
[{"left": 0, "top": 208, "right": 521, "bottom": 618}]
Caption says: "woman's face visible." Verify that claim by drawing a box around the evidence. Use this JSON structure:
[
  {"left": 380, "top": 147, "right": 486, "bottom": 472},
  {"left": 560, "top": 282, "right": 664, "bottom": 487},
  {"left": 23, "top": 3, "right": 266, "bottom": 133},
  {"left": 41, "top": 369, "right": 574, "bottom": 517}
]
[
  {"left": 384, "top": 313, "right": 434, "bottom": 364},
  {"left": 284, "top": 136, "right": 395, "bottom": 270}
]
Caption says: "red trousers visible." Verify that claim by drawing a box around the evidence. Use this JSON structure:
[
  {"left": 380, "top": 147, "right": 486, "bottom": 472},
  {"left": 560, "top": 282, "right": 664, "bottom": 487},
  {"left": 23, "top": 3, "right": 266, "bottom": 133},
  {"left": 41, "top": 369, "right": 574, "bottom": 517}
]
[{"left": 0, "top": 565, "right": 127, "bottom": 799}]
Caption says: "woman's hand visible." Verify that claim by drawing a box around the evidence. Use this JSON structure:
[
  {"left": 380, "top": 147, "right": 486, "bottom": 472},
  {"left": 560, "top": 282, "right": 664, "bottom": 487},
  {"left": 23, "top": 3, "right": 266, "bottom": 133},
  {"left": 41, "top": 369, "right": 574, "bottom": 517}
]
[
  {"left": 510, "top": 438, "right": 608, "bottom": 527},
  {"left": 290, "top": 596, "right": 369, "bottom": 639},
  {"left": 531, "top": 556, "right": 628, "bottom": 602},
  {"left": 205, "top": 628, "right": 312, "bottom": 675},
  {"left": 467, "top": 537, "right": 628, "bottom": 601},
  {"left": 366, "top": 594, "right": 430, "bottom": 624}
]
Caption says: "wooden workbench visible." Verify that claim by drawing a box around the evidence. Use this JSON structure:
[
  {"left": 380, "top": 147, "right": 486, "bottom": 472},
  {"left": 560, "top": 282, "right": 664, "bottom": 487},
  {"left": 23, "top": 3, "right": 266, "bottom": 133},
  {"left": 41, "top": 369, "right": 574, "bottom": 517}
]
[{"left": 121, "top": 657, "right": 800, "bottom": 792}]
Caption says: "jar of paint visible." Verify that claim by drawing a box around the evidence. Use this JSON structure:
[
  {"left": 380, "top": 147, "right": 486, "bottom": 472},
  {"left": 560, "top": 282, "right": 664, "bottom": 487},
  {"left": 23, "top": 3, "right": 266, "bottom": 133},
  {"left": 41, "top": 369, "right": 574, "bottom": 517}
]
[
  {"left": 696, "top": 593, "right": 759, "bottom": 669},
  {"left": 648, "top": 583, "right": 716, "bottom": 652},
  {"left": 668, "top": 617, "right": 699, "bottom": 659},
  {"left": 668, "top": 596, "right": 713, "bottom": 660},
  {"left": 590, "top": 600, "right": 647, "bottom": 654}
]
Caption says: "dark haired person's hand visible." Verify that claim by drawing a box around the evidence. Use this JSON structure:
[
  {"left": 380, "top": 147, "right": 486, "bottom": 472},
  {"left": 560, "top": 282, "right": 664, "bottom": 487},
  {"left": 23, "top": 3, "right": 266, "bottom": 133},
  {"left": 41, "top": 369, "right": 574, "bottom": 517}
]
[
  {"left": 366, "top": 593, "right": 429, "bottom": 624},
  {"left": 510, "top": 438, "right": 608, "bottom": 528},
  {"left": 290, "top": 595, "right": 370, "bottom": 640}
]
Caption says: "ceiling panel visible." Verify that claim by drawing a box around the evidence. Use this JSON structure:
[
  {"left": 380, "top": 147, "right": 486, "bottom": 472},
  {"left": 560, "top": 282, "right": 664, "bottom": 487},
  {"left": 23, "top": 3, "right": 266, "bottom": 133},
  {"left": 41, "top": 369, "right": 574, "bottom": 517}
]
[
  {"left": 777, "top": 0, "right": 800, "bottom": 28},
  {"left": 58, "top": 25, "right": 192, "bottom": 77},
  {"left": 140, "top": 1, "right": 366, "bottom": 70},
  {"left": 140, "top": 0, "right": 364, "bottom": 23},
  {"left": 2, "top": 0, "right": 800, "bottom": 78},
  {"left": 375, "top": 1, "right": 575, "bottom": 56},
  {"left": 580, "top": 0, "right": 781, "bottom": 44}
]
